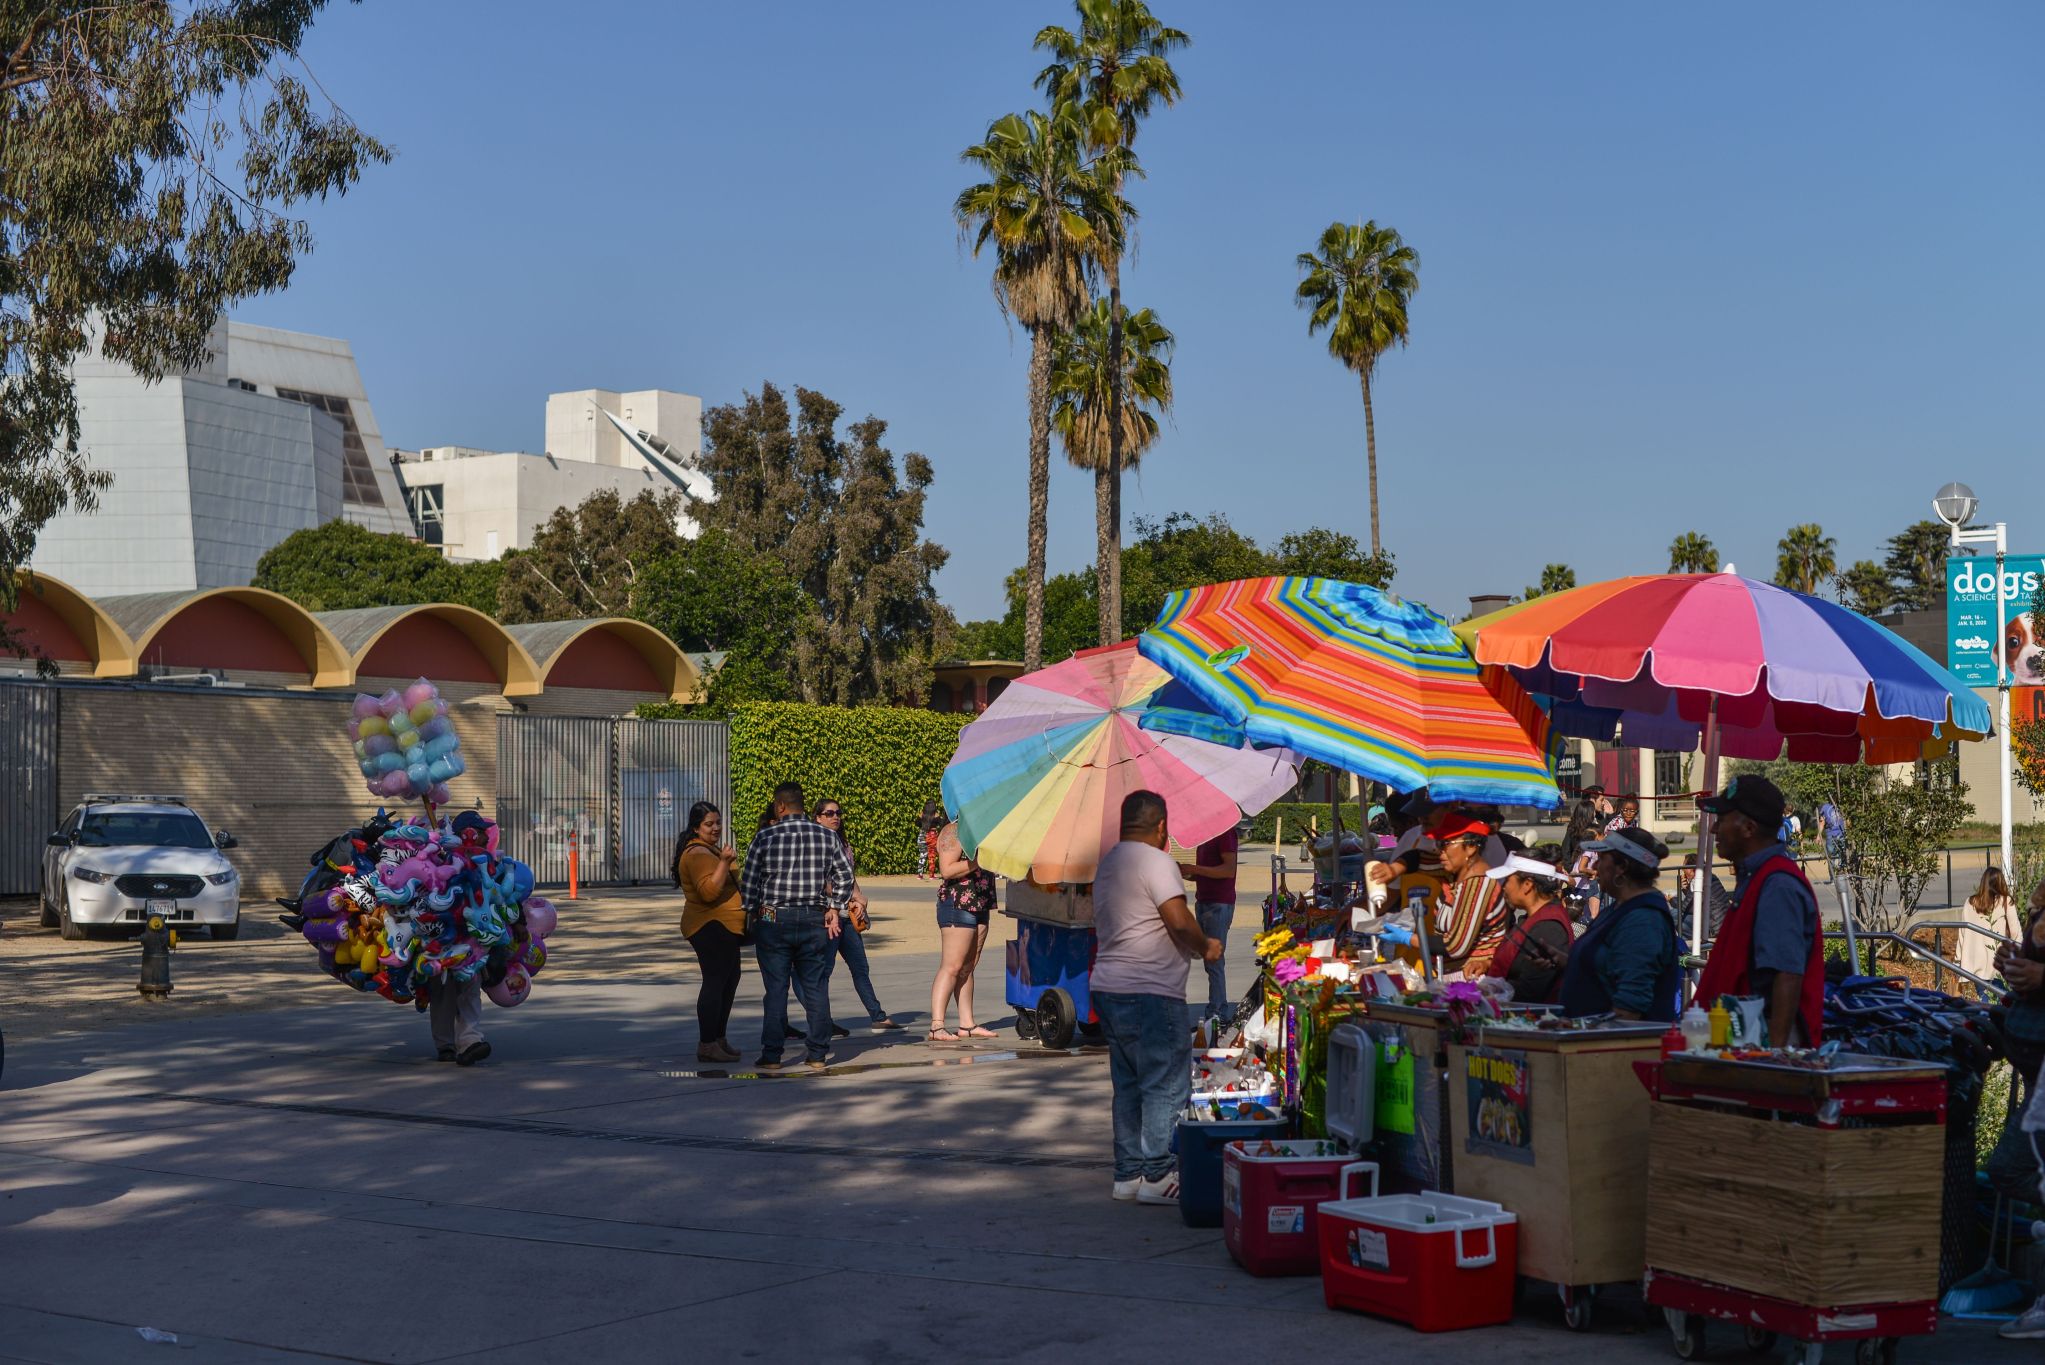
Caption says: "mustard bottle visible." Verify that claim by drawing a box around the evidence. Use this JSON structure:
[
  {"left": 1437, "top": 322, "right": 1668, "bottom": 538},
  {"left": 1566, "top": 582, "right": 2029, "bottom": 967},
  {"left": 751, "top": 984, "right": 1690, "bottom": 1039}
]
[{"left": 1707, "top": 998, "right": 1731, "bottom": 1048}]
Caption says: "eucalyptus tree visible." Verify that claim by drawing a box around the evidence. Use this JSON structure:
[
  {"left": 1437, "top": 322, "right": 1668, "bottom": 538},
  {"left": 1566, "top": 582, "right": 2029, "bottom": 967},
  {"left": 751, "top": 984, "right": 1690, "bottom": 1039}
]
[
  {"left": 1036, "top": 0, "right": 1189, "bottom": 643},
  {"left": 1295, "top": 221, "right": 1420, "bottom": 556},
  {"left": 955, "top": 106, "right": 1124, "bottom": 670}
]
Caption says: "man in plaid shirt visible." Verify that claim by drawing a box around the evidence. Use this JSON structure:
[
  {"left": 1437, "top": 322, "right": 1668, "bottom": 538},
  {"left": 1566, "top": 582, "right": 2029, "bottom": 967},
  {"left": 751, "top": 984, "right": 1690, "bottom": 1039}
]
[{"left": 741, "top": 780, "right": 854, "bottom": 1071}]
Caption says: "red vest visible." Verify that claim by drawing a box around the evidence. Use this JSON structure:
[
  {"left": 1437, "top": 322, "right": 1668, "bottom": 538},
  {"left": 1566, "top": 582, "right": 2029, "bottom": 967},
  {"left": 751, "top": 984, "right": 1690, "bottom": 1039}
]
[
  {"left": 1694, "top": 855, "right": 1825, "bottom": 1042},
  {"left": 1489, "top": 900, "right": 1574, "bottom": 992}
]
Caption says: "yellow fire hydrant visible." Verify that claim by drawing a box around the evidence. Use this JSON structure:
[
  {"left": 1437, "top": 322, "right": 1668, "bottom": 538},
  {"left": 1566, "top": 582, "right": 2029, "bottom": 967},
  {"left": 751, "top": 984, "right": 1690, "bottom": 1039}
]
[{"left": 138, "top": 913, "right": 177, "bottom": 999}]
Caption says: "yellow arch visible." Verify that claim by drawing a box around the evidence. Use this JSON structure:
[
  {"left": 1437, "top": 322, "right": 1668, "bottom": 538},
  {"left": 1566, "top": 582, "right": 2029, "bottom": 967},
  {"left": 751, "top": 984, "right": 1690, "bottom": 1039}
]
[
  {"left": 329, "top": 603, "right": 544, "bottom": 698},
  {"left": 512, "top": 618, "right": 697, "bottom": 701},
  {"left": 119, "top": 587, "right": 355, "bottom": 688},
  {"left": 9, "top": 569, "right": 139, "bottom": 676}
]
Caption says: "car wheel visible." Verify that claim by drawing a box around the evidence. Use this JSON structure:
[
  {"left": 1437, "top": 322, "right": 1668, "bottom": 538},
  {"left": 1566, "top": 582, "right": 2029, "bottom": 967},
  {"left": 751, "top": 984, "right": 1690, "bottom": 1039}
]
[
  {"left": 58, "top": 890, "right": 87, "bottom": 941},
  {"left": 211, "top": 917, "right": 240, "bottom": 941},
  {"left": 39, "top": 890, "right": 57, "bottom": 928}
]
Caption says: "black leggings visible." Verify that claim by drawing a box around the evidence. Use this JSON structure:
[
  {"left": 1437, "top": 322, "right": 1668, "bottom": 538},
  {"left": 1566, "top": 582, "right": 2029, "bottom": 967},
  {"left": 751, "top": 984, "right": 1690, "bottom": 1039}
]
[{"left": 686, "top": 921, "right": 745, "bottom": 1045}]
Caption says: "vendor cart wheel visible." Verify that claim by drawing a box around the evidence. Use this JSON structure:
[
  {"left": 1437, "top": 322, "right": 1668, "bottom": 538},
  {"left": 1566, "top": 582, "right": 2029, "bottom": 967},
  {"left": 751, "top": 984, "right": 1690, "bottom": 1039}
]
[
  {"left": 1852, "top": 1340, "right": 1898, "bottom": 1365},
  {"left": 1036, "top": 988, "right": 1077, "bottom": 1049},
  {"left": 1668, "top": 1311, "right": 1706, "bottom": 1361},
  {"left": 1560, "top": 1285, "right": 1595, "bottom": 1332},
  {"left": 1014, "top": 1008, "right": 1040, "bottom": 1041},
  {"left": 1742, "top": 1325, "right": 1778, "bottom": 1354}
]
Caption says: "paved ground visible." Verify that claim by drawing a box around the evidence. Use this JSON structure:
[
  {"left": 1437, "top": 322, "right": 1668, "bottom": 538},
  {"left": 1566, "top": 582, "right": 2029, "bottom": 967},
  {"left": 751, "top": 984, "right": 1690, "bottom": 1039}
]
[{"left": 0, "top": 874, "right": 2032, "bottom": 1362}]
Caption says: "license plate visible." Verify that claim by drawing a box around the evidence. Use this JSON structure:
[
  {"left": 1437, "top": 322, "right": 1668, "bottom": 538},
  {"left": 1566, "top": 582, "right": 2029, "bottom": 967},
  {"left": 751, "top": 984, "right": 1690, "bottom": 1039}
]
[{"left": 146, "top": 898, "right": 175, "bottom": 915}]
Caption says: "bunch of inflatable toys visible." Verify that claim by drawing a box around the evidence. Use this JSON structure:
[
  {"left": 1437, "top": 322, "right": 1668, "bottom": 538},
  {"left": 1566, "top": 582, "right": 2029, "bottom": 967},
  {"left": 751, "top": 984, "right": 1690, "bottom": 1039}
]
[{"left": 275, "top": 679, "right": 554, "bottom": 1010}]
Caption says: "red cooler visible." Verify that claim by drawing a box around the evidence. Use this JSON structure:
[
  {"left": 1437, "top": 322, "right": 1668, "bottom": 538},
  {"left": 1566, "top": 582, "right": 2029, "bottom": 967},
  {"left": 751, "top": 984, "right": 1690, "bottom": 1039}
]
[
  {"left": 1318, "top": 1192, "right": 1519, "bottom": 1332},
  {"left": 1222, "top": 1141, "right": 1378, "bottom": 1277}
]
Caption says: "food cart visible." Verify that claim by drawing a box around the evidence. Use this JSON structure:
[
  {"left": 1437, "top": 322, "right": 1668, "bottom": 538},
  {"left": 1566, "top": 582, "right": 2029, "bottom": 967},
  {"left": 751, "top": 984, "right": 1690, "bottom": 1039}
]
[
  {"left": 1358, "top": 1000, "right": 1456, "bottom": 1193},
  {"left": 1637, "top": 1051, "right": 1947, "bottom": 1365},
  {"left": 1003, "top": 881, "right": 1096, "bottom": 1050},
  {"left": 1443, "top": 1017, "right": 1668, "bottom": 1329}
]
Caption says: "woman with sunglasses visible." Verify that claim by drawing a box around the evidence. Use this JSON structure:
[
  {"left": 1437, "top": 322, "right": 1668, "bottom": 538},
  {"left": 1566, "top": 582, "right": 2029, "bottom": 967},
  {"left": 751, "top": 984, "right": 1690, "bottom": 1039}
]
[{"left": 814, "top": 799, "right": 900, "bottom": 1031}]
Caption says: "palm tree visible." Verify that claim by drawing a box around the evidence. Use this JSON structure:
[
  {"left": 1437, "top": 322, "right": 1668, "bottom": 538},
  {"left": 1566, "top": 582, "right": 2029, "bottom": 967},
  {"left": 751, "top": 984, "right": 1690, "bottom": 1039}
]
[
  {"left": 1036, "top": 0, "right": 1189, "bottom": 645},
  {"left": 1668, "top": 531, "right": 1720, "bottom": 574},
  {"left": 1775, "top": 523, "right": 1838, "bottom": 596},
  {"left": 1296, "top": 221, "right": 1420, "bottom": 556},
  {"left": 1522, "top": 563, "right": 1576, "bottom": 601},
  {"left": 1050, "top": 301, "right": 1175, "bottom": 633},
  {"left": 1836, "top": 559, "right": 1894, "bottom": 617},
  {"left": 955, "top": 107, "right": 1123, "bottom": 671}
]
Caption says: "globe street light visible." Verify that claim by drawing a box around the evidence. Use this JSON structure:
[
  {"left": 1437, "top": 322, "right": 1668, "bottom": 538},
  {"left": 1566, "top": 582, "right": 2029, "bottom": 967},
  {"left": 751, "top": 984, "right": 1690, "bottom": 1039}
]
[{"left": 1935, "top": 482, "right": 2011, "bottom": 884}]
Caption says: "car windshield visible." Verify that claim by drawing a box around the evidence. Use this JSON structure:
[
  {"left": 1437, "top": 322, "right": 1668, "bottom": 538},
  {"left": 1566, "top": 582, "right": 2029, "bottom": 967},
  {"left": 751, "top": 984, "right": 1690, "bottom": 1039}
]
[{"left": 77, "top": 812, "right": 213, "bottom": 849}]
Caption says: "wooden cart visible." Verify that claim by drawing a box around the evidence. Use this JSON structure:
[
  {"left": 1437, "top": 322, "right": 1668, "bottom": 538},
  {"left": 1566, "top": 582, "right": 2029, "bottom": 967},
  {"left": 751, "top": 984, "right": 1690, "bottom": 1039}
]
[
  {"left": 1358, "top": 1001, "right": 1453, "bottom": 1193},
  {"left": 1444, "top": 1021, "right": 1668, "bottom": 1329}
]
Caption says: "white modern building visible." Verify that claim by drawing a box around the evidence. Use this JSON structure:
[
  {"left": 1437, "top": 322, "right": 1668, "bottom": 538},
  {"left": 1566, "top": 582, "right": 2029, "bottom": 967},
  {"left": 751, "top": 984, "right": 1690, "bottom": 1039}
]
[
  {"left": 395, "top": 388, "right": 710, "bottom": 560},
  {"left": 30, "top": 320, "right": 411, "bottom": 597}
]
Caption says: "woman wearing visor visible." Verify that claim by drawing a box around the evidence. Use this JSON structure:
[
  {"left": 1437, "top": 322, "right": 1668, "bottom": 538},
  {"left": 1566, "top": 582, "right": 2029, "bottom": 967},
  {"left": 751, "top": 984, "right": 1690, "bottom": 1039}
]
[
  {"left": 1557, "top": 826, "right": 1680, "bottom": 1021},
  {"left": 1483, "top": 847, "right": 1575, "bottom": 1005}
]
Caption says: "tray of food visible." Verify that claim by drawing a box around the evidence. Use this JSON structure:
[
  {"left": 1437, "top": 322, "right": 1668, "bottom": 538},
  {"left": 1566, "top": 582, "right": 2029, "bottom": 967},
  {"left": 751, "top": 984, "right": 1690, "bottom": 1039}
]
[{"left": 1659, "top": 1049, "right": 1947, "bottom": 1101}]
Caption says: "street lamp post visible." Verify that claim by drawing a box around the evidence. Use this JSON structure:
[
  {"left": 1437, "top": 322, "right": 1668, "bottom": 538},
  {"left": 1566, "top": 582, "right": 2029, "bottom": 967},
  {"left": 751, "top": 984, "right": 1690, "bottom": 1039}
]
[{"left": 1934, "top": 482, "right": 2012, "bottom": 882}]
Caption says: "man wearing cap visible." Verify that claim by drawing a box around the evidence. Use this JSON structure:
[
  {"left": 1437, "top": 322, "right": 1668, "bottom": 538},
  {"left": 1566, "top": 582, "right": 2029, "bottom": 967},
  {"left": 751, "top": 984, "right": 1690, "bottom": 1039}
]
[
  {"left": 1559, "top": 826, "right": 1681, "bottom": 1021},
  {"left": 1695, "top": 775, "right": 1824, "bottom": 1047},
  {"left": 1429, "top": 809, "right": 1512, "bottom": 977}
]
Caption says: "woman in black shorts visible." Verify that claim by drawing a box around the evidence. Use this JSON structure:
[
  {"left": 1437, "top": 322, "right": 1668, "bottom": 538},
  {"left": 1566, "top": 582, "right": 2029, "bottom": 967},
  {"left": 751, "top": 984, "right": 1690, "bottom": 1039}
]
[{"left": 928, "top": 819, "right": 998, "bottom": 1041}]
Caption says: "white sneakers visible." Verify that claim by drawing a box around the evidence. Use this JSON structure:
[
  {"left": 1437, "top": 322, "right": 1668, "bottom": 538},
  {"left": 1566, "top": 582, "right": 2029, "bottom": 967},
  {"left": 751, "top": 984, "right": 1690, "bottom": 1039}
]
[
  {"left": 1111, "top": 1178, "right": 1140, "bottom": 1201},
  {"left": 1136, "top": 1174, "right": 1179, "bottom": 1205}
]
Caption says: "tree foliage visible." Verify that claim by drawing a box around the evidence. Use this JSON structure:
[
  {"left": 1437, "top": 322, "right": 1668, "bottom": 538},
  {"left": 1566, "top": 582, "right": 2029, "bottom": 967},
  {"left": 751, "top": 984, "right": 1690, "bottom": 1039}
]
[
  {"left": 1835, "top": 559, "right": 1893, "bottom": 617},
  {"left": 0, "top": 2, "right": 387, "bottom": 626},
  {"left": 253, "top": 519, "right": 500, "bottom": 614},
  {"left": 1295, "top": 220, "right": 1419, "bottom": 556},
  {"left": 1668, "top": 531, "right": 1719, "bottom": 574},
  {"left": 1051, "top": 298, "right": 1173, "bottom": 474},
  {"left": 633, "top": 528, "right": 804, "bottom": 717},
  {"left": 695, "top": 382, "right": 948, "bottom": 707},
  {"left": 968, "top": 567, "right": 1101, "bottom": 663},
  {"left": 1885, "top": 519, "right": 1969, "bottom": 613},
  {"left": 1121, "top": 511, "right": 1274, "bottom": 637},
  {"left": 1774, "top": 523, "right": 1838, "bottom": 595},
  {"left": 496, "top": 489, "right": 683, "bottom": 624},
  {"left": 1522, "top": 563, "right": 1576, "bottom": 602},
  {"left": 1271, "top": 527, "right": 1395, "bottom": 587}
]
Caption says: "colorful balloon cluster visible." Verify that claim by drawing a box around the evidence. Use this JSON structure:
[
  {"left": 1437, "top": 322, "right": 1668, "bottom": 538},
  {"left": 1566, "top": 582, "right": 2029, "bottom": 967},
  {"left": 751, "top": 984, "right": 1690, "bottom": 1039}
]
[
  {"left": 351, "top": 678, "right": 466, "bottom": 805},
  {"left": 285, "top": 810, "right": 555, "bottom": 1008}
]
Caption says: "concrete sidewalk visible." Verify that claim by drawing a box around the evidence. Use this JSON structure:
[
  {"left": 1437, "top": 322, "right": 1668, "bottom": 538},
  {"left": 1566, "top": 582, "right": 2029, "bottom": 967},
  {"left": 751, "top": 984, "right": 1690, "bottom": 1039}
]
[{"left": 0, "top": 902, "right": 2029, "bottom": 1362}]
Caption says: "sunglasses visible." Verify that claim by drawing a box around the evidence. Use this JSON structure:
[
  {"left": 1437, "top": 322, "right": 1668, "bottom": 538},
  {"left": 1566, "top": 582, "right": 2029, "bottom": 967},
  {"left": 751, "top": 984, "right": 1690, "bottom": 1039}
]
[{"left": 820, "top": 808, "right": 843, "bottom": 819}]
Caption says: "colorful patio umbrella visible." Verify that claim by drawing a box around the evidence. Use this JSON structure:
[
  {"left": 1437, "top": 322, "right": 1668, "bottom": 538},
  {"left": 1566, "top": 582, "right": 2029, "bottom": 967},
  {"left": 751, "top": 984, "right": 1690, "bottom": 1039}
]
[
  {"left": 1136, "top": 576, "right": 1562, "bottom": 809},
  {"left": 1452, "top": 571, "right": 1992, "bottom": 946},
  {"left": 941, "top": 641, "right": 1300, "bottom": 884},
  {"left": 1451, "top": 573, "right": 1991, "bottom": 762}
]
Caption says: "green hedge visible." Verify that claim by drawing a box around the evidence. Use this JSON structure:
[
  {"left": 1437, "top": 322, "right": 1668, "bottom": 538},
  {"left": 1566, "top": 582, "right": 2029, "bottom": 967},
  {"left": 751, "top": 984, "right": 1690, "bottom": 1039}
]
[
  {"left": 730, "top": 702, "right": 968, "bottom": 876},
  {"left": 1245, "top": 802, "right": 1367, "bottom": 844}
]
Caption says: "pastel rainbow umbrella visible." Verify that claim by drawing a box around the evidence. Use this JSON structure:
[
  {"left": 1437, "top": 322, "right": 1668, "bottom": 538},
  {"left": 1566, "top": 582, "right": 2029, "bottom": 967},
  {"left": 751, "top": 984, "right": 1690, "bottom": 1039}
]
[
  {"left": 941, "top": 642, "right": 1299, "bottom": 883},
  {"left": 1137, "top": 576, "right": 1562, "bottom": 808}
]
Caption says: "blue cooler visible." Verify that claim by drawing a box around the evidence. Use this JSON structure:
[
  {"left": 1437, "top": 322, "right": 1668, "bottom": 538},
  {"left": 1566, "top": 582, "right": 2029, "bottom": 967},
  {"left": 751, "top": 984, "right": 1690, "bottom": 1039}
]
[{"left": 1175, "top": 1112, "right": 1292, "bottom": 1228}]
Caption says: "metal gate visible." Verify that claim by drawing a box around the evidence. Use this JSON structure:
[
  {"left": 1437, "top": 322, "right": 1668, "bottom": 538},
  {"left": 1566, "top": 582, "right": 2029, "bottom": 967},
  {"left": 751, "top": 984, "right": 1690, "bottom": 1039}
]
[
  {"left": 0, "top": 682, "right": 60, "bottom": 895},
  {"left": 496, "top": 715, "right": 729, "bottom": 887}
]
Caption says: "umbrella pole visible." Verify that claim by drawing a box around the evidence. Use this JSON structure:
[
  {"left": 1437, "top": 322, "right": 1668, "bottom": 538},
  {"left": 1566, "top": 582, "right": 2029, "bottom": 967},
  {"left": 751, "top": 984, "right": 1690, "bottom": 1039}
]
[{"left": 1693, "top": 697, "right": 1720, "bottom": 954}]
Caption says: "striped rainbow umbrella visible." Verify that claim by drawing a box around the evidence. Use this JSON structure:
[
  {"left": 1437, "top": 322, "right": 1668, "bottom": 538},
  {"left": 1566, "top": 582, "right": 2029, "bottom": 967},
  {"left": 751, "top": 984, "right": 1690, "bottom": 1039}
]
[
  {"left": 1452, "top": 572, "right": 1991, "bottom": 762},
  {"left": 1137, "top": 576, "right": 1562, "bottom": 808},
  {"left": 941, "top": 642, "right": 1299, "bottom": 883}
]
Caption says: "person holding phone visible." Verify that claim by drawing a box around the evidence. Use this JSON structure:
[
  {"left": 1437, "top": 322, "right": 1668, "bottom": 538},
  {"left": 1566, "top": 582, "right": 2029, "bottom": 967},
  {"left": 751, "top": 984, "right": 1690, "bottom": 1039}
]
[{"left": 674, "top": 801, "right": 744, "bottom": 1063}]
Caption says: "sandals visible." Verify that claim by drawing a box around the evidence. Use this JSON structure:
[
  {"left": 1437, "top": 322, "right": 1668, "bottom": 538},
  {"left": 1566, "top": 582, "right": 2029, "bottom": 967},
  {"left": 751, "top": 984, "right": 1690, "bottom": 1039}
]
[
  {"left": 926, "top": 1027, "right": 961, "bottom": 1042},
  {"left": 960, "top": 1025, "right": 998, "bottom": 1038}
]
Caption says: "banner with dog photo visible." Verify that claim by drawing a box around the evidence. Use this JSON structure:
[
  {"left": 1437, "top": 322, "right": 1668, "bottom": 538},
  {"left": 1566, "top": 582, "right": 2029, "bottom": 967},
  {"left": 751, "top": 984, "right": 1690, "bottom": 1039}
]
[{"left": 1948, "top": 554, "right": 2045, "bottom": 687}]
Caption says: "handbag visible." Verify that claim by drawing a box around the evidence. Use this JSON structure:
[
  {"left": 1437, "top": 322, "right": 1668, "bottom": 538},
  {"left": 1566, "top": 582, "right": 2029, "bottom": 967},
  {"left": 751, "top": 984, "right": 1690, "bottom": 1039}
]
[{"left": 849, "top": 903, "right": 871, "bottom": 933}]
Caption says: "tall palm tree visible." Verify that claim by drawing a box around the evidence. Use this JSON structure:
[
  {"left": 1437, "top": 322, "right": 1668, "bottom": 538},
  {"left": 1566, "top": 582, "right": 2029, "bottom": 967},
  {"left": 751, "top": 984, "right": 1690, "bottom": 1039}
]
[
  {"left": 1668, "top": 531, "right": 1720, "bottom": 574},
  {"left": 1775, "top": 523, "right": 1838, "bottom": 596},
  {"left": 1296, "top": 221, "right": 1420, "bottom": 556},
  {"left": 1036, "top": 0, "right": 1189, "bottom": 645},
  {"left": 955, "top": 106, "right": 1123, "bottom": 671},
  {"left": 1050, "top": 302, "right": 1175, "bottom": 628}
]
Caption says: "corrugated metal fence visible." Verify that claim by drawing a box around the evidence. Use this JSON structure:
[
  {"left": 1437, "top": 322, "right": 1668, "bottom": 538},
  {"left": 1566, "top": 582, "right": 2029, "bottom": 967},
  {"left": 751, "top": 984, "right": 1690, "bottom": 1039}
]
[
  {"left": 496, "top": 715, "right": 729, "bottom": 887},
  {"left": 0, "top": 681, "right": 60, "bottom": 896}
]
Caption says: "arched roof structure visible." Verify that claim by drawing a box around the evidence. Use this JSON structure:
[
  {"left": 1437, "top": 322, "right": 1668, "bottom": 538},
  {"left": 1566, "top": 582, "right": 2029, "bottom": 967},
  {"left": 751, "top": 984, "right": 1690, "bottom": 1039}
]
[
  {"left": 504, "top": 619, "right": 696, "bottom": 699},
  {"left": 319, "top": 604, "right": 543, "bottom": 697},
  {"left": 6, "top": 571, "right": 138, "bottom": 676},
  {"left": 97, "top": 587, "right": 352, "bottom": 686}
]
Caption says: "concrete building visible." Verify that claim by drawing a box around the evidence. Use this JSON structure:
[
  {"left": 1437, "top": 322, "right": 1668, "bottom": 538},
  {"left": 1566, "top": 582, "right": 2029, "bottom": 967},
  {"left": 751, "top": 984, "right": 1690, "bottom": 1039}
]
[
  {"left": 29, "top": 320, "right": 410, "bottom": 598},
  {"left": 396, "top": 388, "right": 710, "bottom": 560}
]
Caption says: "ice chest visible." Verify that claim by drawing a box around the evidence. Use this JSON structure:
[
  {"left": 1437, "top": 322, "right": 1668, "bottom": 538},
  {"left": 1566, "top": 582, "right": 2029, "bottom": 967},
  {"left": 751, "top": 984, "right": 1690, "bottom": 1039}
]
[
  {"left": 1223, "top": 1141, "right": 1378, "bottom": 1276},
  {"left": 1175, "top": 1114, "right": 1291, "bottom": 1228},
  {"left": 1318, "top": 1192, "right": 1519, "bottom": 1332}
]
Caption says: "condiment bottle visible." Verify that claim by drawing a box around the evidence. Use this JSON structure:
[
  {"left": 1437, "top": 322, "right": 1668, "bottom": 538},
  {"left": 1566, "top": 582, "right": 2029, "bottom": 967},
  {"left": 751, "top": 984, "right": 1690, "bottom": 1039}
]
[
  {"left": 1707, "top": 998, "right": 1731, "bottom": 1048},
  {"left": 1680, "top": 1006, "right": 1711, "bottom": 1052}
]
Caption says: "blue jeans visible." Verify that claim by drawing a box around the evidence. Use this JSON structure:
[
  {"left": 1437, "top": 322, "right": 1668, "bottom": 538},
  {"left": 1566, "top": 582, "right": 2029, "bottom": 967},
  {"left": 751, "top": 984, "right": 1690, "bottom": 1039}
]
[
  {"left": 1194, "top": 901, "right": 1234, "bottom": 1021},
  {"left": 754, "top": 909, "right": 835, "bottom": 1062},
  {"left": 1094, "top": 990, "right": 1192, "bottom": 1182},
  {"left": 829, "top": 923, "right": 888, "bottom": 1022}
]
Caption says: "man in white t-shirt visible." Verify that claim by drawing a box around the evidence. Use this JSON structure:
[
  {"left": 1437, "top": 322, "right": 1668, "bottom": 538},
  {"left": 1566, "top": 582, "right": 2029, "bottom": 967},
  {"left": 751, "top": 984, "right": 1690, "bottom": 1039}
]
[{"left": 1092, "top": 789, "right": 1223, "bottom": 1206}]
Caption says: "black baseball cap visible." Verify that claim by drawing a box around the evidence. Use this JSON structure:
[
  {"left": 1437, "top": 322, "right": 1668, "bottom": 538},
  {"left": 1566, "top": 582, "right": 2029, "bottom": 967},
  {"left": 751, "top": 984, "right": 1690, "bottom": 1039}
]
[{"left": 1699, "top": 775, "right": 1786, "bottom": 829}]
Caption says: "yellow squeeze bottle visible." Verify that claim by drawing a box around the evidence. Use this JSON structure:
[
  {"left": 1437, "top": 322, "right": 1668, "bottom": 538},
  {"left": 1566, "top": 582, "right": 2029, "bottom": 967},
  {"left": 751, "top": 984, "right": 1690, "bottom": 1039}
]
[{"left": 1707, "top": 998, "right": 1731, "bottom": 1048}]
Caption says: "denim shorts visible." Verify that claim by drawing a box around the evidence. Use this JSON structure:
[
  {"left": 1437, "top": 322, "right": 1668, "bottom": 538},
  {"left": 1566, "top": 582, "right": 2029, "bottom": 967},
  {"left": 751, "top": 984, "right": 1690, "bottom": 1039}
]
[{"left": 936, "top": 902, "right": 990, "bottom": 930}]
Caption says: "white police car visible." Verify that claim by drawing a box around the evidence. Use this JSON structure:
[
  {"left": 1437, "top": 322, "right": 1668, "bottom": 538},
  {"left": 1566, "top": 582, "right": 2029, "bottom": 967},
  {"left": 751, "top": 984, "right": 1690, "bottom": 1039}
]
[{"left": 40, "top": 795, "right": 241, "bottom": 941}]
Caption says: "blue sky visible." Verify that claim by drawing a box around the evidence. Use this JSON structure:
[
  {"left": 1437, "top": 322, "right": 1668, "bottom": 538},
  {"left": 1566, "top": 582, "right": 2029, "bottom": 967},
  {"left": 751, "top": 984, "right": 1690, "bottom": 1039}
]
[{"left": 241, "top": 1, "right": 2044, "bottom": 623}]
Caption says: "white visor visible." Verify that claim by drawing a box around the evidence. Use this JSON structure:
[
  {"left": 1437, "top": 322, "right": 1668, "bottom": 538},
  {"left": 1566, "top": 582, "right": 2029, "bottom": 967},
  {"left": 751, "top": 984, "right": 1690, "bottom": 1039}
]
[
  {"left": 1485, "top": 854, "right": 1566, "bottom": 882},
  {"left": 1582, "top": 835, "right": 1661, "bottom": 870}
]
